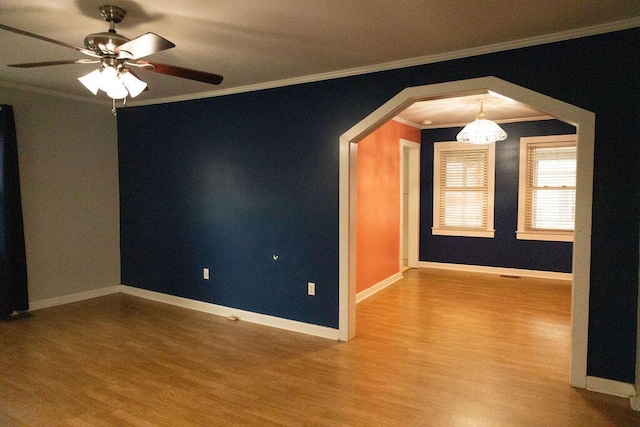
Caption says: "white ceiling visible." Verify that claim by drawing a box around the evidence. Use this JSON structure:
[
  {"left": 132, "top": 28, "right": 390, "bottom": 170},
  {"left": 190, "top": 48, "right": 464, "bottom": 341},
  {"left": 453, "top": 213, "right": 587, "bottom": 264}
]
[
  {"left": 1, "top": 1, "right": 639, "bottom": 126},
  {"left": 396, "top": 93, "right": 553, "bottom": 129}
]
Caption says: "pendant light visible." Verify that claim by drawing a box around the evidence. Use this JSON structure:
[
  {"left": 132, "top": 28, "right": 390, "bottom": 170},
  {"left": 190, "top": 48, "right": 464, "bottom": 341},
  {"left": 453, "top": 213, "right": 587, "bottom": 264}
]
[{"left": 456, "top": 102, "right": 507, "bottom": 145}]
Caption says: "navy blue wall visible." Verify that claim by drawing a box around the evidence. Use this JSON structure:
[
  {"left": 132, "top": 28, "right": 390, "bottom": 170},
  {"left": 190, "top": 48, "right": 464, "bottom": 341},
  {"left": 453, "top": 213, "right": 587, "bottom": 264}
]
[
  {"left": 119, "top": 28, "right": 639, "bottom": 382},
  {"left": 420, "top": 120, "right": 576, "bottom": 272},
  {"left": 118, "top": 86, "right": 360, "bottom": 328}
]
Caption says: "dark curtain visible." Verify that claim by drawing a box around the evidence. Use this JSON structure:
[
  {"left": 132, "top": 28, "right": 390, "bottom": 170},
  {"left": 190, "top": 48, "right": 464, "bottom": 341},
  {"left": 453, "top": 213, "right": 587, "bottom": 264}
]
[{"left": 0, "top": 105, "right": 28, "bottom": 317}]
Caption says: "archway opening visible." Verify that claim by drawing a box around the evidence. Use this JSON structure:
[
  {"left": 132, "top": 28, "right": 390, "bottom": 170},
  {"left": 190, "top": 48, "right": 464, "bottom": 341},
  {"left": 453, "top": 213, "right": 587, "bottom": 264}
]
[{"left": 338, "top": 77, "right": 594, "bottom": 388}]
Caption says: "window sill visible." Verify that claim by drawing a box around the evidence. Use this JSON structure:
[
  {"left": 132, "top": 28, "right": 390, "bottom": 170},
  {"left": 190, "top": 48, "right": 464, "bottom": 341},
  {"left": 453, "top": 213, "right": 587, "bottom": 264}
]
[
  {"left": 432, "top": 228, "right": 495, "bottom": 238},
  {"left": 516, "top": 231, "right": 574, "bottom": 242}
]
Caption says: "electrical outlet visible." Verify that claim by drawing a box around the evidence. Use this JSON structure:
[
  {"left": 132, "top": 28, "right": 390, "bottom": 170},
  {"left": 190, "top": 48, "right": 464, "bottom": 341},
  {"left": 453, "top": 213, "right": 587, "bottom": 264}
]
[
  {"left": 307, "top": 282, "right": 315, "bottom": 296},
  {"left": 203, "top": 268, "right": 209, "bottom": 280}
]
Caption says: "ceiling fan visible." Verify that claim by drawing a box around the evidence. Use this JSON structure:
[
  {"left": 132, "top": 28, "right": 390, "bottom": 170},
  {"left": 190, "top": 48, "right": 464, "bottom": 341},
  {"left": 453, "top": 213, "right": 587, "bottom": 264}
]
[{"left": 0, "top": 4, "right": 223, "bottom": 113}]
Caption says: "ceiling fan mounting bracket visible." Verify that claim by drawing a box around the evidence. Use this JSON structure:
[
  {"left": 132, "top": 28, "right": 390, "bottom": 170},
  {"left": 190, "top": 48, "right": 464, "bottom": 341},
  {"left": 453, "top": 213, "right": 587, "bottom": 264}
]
[{"left": 99, "top": 5, "right": 126, "bottom": 25}]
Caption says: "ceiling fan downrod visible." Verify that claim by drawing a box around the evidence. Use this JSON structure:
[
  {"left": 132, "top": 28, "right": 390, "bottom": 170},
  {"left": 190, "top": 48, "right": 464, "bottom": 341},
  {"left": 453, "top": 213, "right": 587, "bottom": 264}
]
[{"left": 100, "top": 5, "right": 126, "bottom": 31}]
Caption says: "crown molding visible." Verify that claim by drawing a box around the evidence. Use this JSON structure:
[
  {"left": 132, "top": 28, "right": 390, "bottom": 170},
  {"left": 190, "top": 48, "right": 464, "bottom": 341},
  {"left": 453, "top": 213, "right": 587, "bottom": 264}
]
[
  {"left": 392, "top": 117, "right": 423, "bottom": 129},
  {"left": 129, "top": 17, "right": 640, "bottom": 107},
  {"left": 422, "top": 115, "right": 556, "bottom": 129},
  {"left": 3, "top": 17, "right": 638, "bottom": 107}
]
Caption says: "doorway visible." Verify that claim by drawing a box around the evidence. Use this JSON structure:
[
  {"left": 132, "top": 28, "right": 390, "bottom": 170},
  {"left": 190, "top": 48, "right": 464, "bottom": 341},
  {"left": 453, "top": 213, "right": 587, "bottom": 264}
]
[
  {"left": 338, "top": 77, "right": 595, "bottom": 389},
  {"left": 400, "top": 138, "right": 420, "bottom": 270}
]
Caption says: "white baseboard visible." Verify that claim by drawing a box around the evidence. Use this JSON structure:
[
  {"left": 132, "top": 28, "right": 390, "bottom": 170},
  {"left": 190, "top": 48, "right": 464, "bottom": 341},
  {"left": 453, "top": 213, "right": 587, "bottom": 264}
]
[
  {"left": 419, "top": 261, "right": 572, "bottom": 281},
  {"left": 119, "top": 285, "right": 340, "bottom": 340},
  {"left": 586, "top": 376, "right": 637, "bottom": 399},
  {"left": 29, "top": 285, "right": 121, "bottom": 311},
  {"left": 356, "top": 272, "right": 403, "bottom": 303},
  {"left": 631, "top": 394, "right": 640, "bottom": 411},
  {"left": 27, "top": 283, "right": 339, "bottom": 341}
]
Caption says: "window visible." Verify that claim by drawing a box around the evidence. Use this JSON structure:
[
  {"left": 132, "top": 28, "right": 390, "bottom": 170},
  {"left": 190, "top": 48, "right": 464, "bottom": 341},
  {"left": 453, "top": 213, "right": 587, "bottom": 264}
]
[
  {"left": 433, "top": 142, "right": 495, "bottom": 238},
  {"left": 517, "top": 134, "right": 576, "bottom": 242}
]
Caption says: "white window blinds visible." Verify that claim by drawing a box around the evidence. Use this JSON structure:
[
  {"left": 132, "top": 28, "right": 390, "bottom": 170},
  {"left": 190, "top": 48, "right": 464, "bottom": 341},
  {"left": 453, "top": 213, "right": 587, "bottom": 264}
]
[
  {"left": 517, "top": 134, "right": 577, "bottom": 242},
  {"left": 440, "top": 149, "right": 488, "bottom": 228},
  {"left": 433, "top": 142, "right": 495, "bottom": 238},
  {"left": 526, "top": 144, "right": 576, "bottom": 231}
]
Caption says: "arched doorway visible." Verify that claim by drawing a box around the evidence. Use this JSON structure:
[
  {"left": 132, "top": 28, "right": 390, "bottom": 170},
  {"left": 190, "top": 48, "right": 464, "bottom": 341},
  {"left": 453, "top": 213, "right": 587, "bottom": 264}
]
[{"left": 338, "top": 76, "right": 595, "bottom": 388}]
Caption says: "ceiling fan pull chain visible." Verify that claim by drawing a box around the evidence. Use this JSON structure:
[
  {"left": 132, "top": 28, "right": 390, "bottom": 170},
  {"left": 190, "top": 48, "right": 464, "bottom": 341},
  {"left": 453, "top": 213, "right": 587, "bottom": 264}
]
[{"left": 111, "top": 98, "right": 117, "bottom": 116}]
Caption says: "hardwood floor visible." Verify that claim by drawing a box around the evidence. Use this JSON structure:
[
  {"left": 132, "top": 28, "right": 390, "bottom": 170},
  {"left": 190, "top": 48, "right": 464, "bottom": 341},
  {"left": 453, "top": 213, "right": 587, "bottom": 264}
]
[{"left": 1, "top": 268, "right": 639, "bottom": 426}]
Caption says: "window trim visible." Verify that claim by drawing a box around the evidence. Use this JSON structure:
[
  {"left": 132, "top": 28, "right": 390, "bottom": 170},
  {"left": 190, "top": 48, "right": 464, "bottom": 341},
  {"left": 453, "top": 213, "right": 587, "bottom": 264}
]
[
  {"left": 432, "top": 141, "right": 495, "bottom": 238},
  {"left": 517, "top": 134, "right": 577, "bottom": 242}
]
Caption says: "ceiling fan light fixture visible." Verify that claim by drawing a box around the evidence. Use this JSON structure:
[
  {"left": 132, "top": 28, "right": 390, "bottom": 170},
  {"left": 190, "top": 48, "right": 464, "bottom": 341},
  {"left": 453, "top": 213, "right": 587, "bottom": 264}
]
[
  {"left": 79, "top": 64, "right": 146, "bottom": 100},
  {"left": 120, "top": 69, "right": 147, "bottom": 98},
  {"left": 1, "top": 4, "right": 223, "bottom": 115},
  {"left": 456, "top": 102, "right": 507, "bottom": 145},
  {"left": 78, "top": 69, "right": 102, "bottom": 95},
  {"left": 106, "top": 79, "right": 128, "bottom": 100},
  {"left": 97, "top": 65, "right": 119, "bottom": 93}
]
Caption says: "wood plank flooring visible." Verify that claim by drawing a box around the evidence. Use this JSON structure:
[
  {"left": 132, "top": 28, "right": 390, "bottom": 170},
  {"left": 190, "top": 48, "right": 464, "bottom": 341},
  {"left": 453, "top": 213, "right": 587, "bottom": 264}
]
[{"left": 2, "top": 268, "right": 640, "bottom": 426}]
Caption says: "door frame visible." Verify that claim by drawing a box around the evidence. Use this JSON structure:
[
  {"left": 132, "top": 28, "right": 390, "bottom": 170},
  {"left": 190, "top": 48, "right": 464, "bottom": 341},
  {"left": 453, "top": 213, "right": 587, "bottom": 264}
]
[
  {"left": 338, "top": 76, "right": 595, "bottom": 389},
  {"left": 400, "top": 138, "right": 421, "bottom": 269}
]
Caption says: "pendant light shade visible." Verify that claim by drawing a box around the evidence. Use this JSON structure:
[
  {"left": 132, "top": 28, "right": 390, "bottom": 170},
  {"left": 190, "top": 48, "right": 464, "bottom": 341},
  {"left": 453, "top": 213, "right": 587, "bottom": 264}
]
[
  {"left": 106, "top": 79, "right": 129, "bottom": 100},
  {"left": 120, "top": 69, "right": 147, "bottom": 98},
  {"left": 456, "top": 102, "right": 507, "bottom": 145},
  {"left": 77, "top": 69, "right": 102, "bottom": 95}
]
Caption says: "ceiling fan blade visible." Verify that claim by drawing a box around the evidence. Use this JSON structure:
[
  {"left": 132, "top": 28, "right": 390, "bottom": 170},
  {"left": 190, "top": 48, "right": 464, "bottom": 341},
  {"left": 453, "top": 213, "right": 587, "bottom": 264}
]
[
  {"left": 7, "top": 59, "right": 100, "bottom": 68},
  {"left": 116, "top": 33, "right": 175, "bottom": 60},
  {"left": 0, "top": 23, "right": 100, "bottom": 58},
  {"left": 139, "top": 61, "right": 223, "bottom": 85}
]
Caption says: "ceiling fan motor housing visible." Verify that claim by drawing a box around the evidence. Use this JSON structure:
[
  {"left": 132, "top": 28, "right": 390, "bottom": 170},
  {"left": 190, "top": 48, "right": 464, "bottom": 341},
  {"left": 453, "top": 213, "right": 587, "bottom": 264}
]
[
  {"left": 84, "top": 31, "right": 130, "bottom": 55},
  {"left": 84, "top": 5, "right": 129, "bottom": 55}
]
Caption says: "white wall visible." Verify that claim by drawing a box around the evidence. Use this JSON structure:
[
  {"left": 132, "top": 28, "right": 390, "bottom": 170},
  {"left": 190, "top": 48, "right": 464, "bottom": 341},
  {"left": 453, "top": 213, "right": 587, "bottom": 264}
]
[{"left": 0, "top": 86, "right": 120, "bottom": 303}]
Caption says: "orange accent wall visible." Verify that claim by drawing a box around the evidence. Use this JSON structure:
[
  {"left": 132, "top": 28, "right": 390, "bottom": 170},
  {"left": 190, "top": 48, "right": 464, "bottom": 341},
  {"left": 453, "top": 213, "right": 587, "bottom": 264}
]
[{"left": 356, "top": 120, "right": 420, "bottom": 294}]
